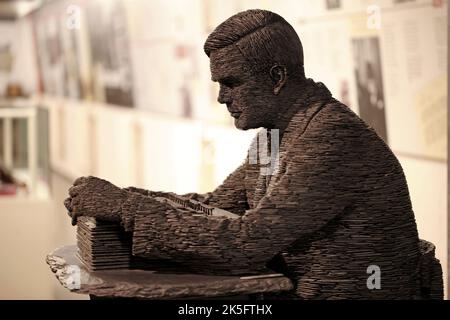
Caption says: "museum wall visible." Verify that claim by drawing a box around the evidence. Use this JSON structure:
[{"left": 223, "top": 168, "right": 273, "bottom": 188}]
[{"left": 0, "top": 0, "right": 447, "bottom": 299}]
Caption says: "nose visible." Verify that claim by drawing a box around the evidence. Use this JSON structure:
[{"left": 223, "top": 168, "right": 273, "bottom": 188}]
[{"left": 217, "top": 84, "right": 231, "bottom": 104}]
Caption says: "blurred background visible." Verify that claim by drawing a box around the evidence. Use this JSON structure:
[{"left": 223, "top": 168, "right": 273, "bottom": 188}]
[{"left": 0, "top": 0, "right": 447, "bottom": 299}]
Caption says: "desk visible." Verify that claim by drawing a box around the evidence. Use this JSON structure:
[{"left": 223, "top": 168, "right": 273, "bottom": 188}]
[{"left": 47, "top": 245, "right": 294, "bottom": 299}]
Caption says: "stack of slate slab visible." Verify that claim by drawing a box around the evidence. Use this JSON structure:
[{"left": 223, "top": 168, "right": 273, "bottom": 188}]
[
  {"left": 76, "top": 217, "right": 133, "bottom": 271},
  {"left": 76, "top": 216, "right": 187, "bottom": 272}
]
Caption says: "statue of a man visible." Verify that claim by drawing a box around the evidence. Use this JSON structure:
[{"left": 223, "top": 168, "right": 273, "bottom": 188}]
[{"left": 64, "top": 10, "right": 438, "bottom": 299}]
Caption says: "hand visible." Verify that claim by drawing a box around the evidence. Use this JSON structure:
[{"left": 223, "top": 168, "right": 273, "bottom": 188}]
[{"left": 64, "top": 176, "right": 128, "bottom": 226}]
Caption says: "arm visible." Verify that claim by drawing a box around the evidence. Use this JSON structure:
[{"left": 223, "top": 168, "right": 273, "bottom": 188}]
[
  {"left": 122, "top": 110, "right": 354, "bottom": 275},
  {"left": 124, "top": 161, "right": 250, "bottom": 214}
]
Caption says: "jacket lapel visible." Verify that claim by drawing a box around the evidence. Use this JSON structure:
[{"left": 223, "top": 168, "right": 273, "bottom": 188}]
[
  {"left": 266, "top": 101, "right": 329, "bottom": 192},
  {"left": 247, "top": 100, "right": 332, "bottom": 208}
]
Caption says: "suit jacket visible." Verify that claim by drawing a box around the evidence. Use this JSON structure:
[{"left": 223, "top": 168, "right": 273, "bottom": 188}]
[{"left": 122, "top": 96, "right": 423, "bottom": 299}]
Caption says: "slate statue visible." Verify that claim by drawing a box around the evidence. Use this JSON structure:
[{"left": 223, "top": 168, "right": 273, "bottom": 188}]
[{"left": 64, "top": 9, "right": 443, "bottom": 299}]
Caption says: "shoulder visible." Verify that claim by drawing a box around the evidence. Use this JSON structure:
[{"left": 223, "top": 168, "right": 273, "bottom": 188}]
[
  {"left": 306, "top": 101, "right": 368, "bottom": 135},
  {"left": 285, "top": 101, "right": 384, "bottom": 161},
  {"left": 296, "top": 101, "right": 386, "bottom": 151}
]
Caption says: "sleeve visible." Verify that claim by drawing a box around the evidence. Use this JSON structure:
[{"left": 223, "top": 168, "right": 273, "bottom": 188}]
[{"left": 125, "top": 111, "right": 354, "bottom": 275}]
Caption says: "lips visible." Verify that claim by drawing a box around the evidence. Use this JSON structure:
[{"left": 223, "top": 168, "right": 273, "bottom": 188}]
[{"left": 226, "top": 104, "right": 242, "bottom": 118}]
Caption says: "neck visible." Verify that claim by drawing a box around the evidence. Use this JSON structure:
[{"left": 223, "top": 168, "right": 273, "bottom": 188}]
[{"left": 267, "top": 78, "right": 332, "bottom": 133}]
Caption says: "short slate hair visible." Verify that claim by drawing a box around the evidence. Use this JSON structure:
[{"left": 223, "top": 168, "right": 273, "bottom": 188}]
[{"left": 204, "top": 9, "right": 305, "bottom": 78}]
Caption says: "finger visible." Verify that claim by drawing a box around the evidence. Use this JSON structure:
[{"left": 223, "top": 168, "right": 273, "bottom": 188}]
[
  {"left": 70, "top": 197, "right": 79, "bottom": 225},
  {"left": 64, "top": 197, "right": 73, "bottom": 212},
  {"left": 70, "top": 198, "right": 82, "bottom": 226},
  {"left": 73, "top": 176, "right": 87, "bottom": 186},
  {"left": 68, "top": 185, "right": 84, "bottom": 197},
  {"left": 71, "top": 213, "right": 78, "bottom": 226}
]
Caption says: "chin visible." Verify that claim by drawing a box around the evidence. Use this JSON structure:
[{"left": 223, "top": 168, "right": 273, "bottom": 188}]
[{"left": 233, "top": 117, "right": 259, "bottom": 130}]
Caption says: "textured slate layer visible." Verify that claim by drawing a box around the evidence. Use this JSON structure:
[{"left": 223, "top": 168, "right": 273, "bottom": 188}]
[{"left": 62, "top": 9, "right": 444, "bottom": 300}]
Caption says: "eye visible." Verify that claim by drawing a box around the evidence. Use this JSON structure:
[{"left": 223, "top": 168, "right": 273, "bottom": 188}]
[
  {"left": 220, "top": 78, "right": 241, "bottom": 89},
  {"left": 220, "top": 80, "right": 234, "bottom": 89}
]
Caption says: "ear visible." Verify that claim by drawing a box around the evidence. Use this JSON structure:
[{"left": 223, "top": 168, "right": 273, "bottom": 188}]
[{"left": 269, "top": 64, "right": 287, "bottom": 95}]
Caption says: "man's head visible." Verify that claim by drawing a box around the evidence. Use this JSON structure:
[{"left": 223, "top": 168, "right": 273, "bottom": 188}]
[{"left": 204, "top": 9, "right": 305, "bottom": 130}]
